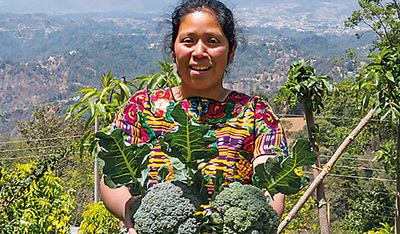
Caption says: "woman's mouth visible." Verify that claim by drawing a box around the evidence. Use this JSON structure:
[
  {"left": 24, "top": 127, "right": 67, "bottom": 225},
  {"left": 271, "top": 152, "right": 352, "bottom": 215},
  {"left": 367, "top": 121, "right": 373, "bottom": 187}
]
[{"left": 190, "top": 66, "right": 211, "bottom": 71}]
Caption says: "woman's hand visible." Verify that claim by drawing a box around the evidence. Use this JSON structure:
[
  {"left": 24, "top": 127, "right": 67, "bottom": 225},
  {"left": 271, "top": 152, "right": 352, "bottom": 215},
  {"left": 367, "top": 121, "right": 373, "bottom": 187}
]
[
  {"left": 124, "top": 195, "right": 140, "bottom": 234},
  {"left": 100, "top": 176, "right": 140, "bottom": 233}
]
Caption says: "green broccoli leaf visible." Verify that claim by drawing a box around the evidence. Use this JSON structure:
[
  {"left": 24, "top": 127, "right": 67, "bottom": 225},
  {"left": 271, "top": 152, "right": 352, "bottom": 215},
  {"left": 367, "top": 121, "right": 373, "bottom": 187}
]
[
  {"left": 157, "top": 164, "right": 170, "bottom": 183},
  {"left": 160, "top": 104, "right": 218, "bottom": 169},
  {"left": 96, "top": 129, "right": 151, "bottom": 195},
  {"left": 252, "top": 138, "right": 316, "bottom": 196}
]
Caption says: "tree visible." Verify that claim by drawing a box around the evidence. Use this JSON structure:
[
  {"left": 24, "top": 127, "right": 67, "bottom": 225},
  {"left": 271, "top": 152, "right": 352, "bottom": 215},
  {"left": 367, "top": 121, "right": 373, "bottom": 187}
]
[
  {"left": 15, "top": 103, "right": 92, "bottom": 226},
  {"left": 66, "top": 60, "right": 180, "bottom": 130},
  {"left": 0, "top": 160, "right": 74, "bottom": 233},
  {"left": 340, "top": 181, "right": 395, "bottom": 233},
  {"left": 355, "top": 46, "right": 400, "bottom": 233},
  {"left": 275, "top": 59, "right": 336, "bottom": 233},
  {"left": 282, "top": 188, "right": 319, "bottom": 233},
  {"left": 66, "top": 70, "right": 135, "bottom": 129},
  {"left": 345, "top": 0, "right": 400, "bottom": 50},
  {"left": 79, "top": 202, "right": 120, "bottom": 234}
]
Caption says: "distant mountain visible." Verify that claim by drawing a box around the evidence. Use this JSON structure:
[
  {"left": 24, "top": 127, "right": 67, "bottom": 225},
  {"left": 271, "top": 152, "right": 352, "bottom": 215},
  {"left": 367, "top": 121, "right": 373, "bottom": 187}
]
[
  {"left": 0, "top": 0, "right": 175, "bottom": 15},
  {"left": 0, "top": 0, "right": 371, "bottom": 136}
]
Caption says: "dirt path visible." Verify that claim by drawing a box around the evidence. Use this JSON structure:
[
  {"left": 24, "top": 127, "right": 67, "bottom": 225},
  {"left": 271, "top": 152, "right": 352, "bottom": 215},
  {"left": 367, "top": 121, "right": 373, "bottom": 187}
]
[{"left": 281, "top": 117, "right": 306, "bottom": 145}]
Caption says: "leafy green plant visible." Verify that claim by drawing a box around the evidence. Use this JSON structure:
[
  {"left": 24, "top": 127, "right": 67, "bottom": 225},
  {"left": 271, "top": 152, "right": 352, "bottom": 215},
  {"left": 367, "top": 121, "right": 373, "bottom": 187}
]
[
  {"left": 275, "top": 59, "right": 335, "bottom": 115},
  {"left": 282, "top": 187, "right": 318, "bottom": 233},
  {"left": 66, "top": 70, "right": 135, "bottom": 129},
  {"left": 132, "top": 59, "right": 181, "bottom": 91},
  {"left": 355, "top": 46, "right": 400, "bottom": 232},
  {"left": 252, "top": 139, "right": 316, "bottom": 196},
  {"left": 96, "top": 103, "right": 317, "bottom": 233},
  {"left": 96, "top": 129, "right": 151, "bottom": 195},
  {"left": 364, "top": 222, "right": 395, "bottom": 234},
  {"left": 275, "top": 59, "right": 336, "bottom": 233},
  {"left": 345, "top": 0, "right": 400, "bottom": 50},
  {"left": 66, "top": 60, "right": 181, "bottom": 158},
  {"left": 0, "top": 161, "right": 74, "bottom": 234},
  {"left": 79, "top": 202, "right": 120, "bottom": 234}
]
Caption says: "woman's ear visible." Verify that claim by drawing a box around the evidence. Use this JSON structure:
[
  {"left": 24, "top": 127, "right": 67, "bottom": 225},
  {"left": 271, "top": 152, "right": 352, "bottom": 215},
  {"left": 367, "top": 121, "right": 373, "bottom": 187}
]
[
  {"left": 228, "top": 42, "right": 237, "bottom": 64},
  {"left": 170, "top": 42, "right": 176, "bottom": 63},
  {"left": 171, "top": 51, "right": 176, "bottom": 63}
]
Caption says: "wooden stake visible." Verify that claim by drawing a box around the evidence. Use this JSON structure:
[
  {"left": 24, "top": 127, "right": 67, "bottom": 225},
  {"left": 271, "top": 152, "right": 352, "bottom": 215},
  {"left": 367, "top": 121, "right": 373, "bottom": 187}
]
[{"left": 277, "top": 108, "right": 375, "bottom": 233}]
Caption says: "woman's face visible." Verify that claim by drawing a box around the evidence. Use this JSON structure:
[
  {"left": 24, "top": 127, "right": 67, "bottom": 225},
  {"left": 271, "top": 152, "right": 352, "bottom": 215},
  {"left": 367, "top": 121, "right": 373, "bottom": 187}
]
[{"left": 173, "top": 10, "right": 236, "bottom": 94}]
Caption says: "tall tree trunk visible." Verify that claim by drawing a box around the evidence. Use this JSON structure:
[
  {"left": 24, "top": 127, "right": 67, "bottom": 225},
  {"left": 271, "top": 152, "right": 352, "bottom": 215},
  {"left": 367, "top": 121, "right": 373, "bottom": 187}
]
[
  {"left": 278, "top": 109, "right": 374, "bottom": 233},
  {"left": 303, "top": 97, "right": 330, "bottom": 234},
  {"left": 396, "top": 171, "right": 400, "bottom": 234},
  {"left": 396, "top": 119, "right": 400, "bottom": 234}
]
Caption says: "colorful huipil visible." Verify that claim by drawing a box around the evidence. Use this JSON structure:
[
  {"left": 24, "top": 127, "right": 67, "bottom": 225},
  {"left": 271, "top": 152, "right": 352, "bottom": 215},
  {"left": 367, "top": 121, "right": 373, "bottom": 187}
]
[{"left": 112, "top": 88, "right": 287, "bottom": 196}]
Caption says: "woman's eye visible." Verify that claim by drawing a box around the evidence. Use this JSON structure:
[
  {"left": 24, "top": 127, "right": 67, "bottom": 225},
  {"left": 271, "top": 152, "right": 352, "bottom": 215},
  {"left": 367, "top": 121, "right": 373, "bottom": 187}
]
[
  {"left": 182, "top": 38, "right": 193, "bottom": 43},
  {"left": 209, "top": 38, "right": 219, "bottom": 44}
]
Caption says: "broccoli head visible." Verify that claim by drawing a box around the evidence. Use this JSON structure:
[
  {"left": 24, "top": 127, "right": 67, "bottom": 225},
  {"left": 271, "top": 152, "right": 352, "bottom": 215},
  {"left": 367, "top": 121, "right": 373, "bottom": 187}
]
[
  {"left": 210, "top": 182, "right": 280, "bottom": 234},
  {"left": 130, "top": 181, "right": 203, "bottom": 234}
]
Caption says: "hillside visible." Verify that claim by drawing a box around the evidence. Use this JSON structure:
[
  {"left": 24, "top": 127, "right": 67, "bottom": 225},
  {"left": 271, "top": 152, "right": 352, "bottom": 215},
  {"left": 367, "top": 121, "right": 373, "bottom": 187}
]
[{"left": 0, "top": 9, "right": 372, "bottom": 135}]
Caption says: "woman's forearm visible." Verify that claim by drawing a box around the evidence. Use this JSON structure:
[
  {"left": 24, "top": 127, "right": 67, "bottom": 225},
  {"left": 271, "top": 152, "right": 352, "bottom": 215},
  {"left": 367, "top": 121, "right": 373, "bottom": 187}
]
[
  {"left": 100, "top": 176, "right": 132, "bottom": 220},
  {"left": 253, "top": 155, "right": 285, "bottom": 218}
]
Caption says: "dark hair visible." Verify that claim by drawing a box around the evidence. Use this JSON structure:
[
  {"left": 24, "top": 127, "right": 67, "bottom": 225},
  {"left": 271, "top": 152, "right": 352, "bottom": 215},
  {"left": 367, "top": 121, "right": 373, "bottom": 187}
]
[{"left": 167, "top": 0, "right": 237, "bottom": 53}]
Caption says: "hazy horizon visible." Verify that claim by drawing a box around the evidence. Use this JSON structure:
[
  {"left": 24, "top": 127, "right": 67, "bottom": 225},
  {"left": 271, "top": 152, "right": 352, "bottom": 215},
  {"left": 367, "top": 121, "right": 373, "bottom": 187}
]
[{"left": 0, "top": 0, "right": 359, "bottom": 15}]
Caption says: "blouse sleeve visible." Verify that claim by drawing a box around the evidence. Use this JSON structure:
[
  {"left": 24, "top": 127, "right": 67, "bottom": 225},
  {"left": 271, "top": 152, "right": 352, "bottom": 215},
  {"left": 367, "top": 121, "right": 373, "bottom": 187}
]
[
  {"left": 252, "top": 97, "right": 288, "bottom": 161},
  {"left": 111, "top": 89, "right": 149, "bottom": 145}
]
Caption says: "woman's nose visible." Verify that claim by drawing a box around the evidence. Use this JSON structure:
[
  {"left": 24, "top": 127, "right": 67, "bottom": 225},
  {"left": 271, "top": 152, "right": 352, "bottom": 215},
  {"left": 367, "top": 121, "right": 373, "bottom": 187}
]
[{"left": 192, "top": 40, "right": 207, "bottom": 58}]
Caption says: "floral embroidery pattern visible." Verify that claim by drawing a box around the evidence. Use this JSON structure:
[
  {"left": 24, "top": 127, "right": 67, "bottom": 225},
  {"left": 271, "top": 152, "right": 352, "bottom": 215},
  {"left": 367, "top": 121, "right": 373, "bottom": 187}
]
[
  {"left": 231, "top": 92, "right": 249, "bottom": 104},
  {"left": 243, "top": 135, "right": 254, "bottom": 152},
  {"left": 189, "top": 99, "right": 209, "bottom": 118},
  {"left": 123, "top": 103, "right": 138, "bottom": 124},
  {"left": 130, "top": 89, "right": 147, "bottom": 107},
  {"left": 151, "top": 89, "right": 172, "bottom": 101},
  {"left": 263, "top": 110, "right": 279, "bottom": 127},
  {"left": 113, "top": 88, "right": 287, "bottom": 194}
]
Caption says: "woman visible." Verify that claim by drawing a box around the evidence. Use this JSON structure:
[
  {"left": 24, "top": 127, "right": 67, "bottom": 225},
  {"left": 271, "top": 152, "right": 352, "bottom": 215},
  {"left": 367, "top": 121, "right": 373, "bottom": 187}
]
[{"left": 100, "top": 0, "right": 287, "bottom": 233}]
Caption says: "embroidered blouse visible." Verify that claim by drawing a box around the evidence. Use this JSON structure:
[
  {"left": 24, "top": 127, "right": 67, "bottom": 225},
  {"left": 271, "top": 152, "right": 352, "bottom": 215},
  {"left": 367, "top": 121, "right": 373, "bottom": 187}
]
[{"left": 112, "top": 88, "right": 287, "bottom": 195}]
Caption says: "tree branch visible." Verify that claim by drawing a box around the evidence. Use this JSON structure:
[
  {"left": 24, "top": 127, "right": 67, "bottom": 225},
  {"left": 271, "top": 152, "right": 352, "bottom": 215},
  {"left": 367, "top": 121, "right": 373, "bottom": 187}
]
[{"left": 277, "top": 108, "right": 375, "bottom": 233}]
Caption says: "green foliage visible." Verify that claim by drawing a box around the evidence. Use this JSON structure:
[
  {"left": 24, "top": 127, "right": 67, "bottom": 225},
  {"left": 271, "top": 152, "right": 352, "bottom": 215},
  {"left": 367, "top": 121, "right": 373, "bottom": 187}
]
[
  {"left": 159, "top": 104, "right": 218, "bottom": 199},
  {"left": 0, "top": 162, "right": 74, "bottom": 234},
  {"left": 252, "top": 138, "right": 317, "bottom": 196},
  {"left": 132, "top": 59, "right": 181, "bottom": 90},
  {"left": 131, "top": 181, "right": 202, "bottom": 234},
  {"left": 364, "top": 222, "right": 394, "bottom": 234},
  {"left": 356, "top": 46, "right": 400, "bottom": 126},
  {"left": 66, "top": 60, "right": 180, "bottom": 158},
  {"left": 275, "top": 59, "right": 336, "bottom": 114},
  {"left": 79, "top": 202, "right": 120, "bottom": 234},
  {"left": 356, "top": 46, "right": 400, "bottom": 183},
  {"left": 14, "top": 103, "right": 92, "bottom": 226},
  {"left": 66, "top": 70, "right": 135, "bottom": 129},
  {"left": 345, "top": 0, "right": 400, "bottom": 50},
  {"left": 282, "top": 188, "right": 319, "bottom": 233},
  {"left": 341, "top": 184, "right": 395, "bottom": 233},
  {"left": 374, "top": 145, "right": 399, "bottom": 175},
  {"left": 96, "top": 129, "right": 151, "bottom": 195},
  {"left": 210, "top": 182, "right": 280, "bottom": 234},
  {"left": 159, "top": 104, "right": 218, "bottom": 170}
]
